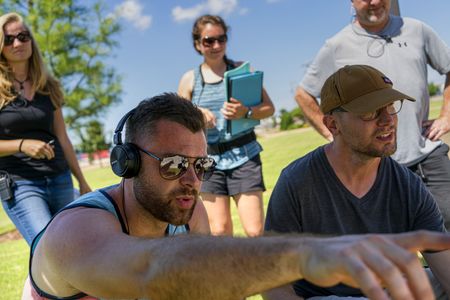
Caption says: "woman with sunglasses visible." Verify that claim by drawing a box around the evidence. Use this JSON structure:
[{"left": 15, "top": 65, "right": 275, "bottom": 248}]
[
  {"left": 178, "top": 15, "right": 275, "bottom": 237},
  {"left": 0, "top": 12, "right": 91, "bottom": 245}
]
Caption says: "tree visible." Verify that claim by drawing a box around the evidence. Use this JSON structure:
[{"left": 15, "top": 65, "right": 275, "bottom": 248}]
[
  {"left": 428, "top": 82, "right": 441, "bottom": 97},
  {"left": 0, "top": 0, "right": 122, "bottom": 144},
  {"left": 80, "top": 120, "right": 109, "bottom": 166},
  {"left": 279, "top": 107, "right": 306, "bottom": 131},
  {"left": 279, "top": 109, "right": 293, "bottom": 131}
]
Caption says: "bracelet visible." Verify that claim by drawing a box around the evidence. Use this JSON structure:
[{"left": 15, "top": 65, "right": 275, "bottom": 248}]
[{"left": 18, "top": 139, "right": 25, "bottom": 153}]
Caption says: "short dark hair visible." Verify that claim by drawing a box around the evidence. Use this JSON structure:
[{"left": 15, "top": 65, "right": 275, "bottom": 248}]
[
  {"left": 125, "top": 93, "right": 205, "bottom": 143},
  {"left": 192, "top": 14, "right": 229, "bottom": 55}
]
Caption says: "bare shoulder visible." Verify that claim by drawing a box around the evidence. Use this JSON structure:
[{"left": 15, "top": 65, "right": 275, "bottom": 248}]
[
  {"left": 32, "top": 207, "right": 125, "bottom": 296},
  {"left": 178, "top": 69, "right": 196, "bottom": 100}
]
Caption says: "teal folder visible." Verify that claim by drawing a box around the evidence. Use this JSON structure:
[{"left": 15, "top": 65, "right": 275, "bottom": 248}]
[{"left": 225, "top": 70, "right": 263, "bottom": 136}]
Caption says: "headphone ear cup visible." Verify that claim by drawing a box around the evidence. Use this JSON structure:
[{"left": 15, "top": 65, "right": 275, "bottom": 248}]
[{"left": 110, "top": 143, "right": 141, "bottom": 178}]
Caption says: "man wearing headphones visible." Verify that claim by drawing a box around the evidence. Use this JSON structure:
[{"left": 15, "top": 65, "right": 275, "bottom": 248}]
[
  {"left": 25, "top": 93, "right": 450, "bottom": 300},
  {"left": 295, "top": 0, "right": 450, "bottom": 230}
]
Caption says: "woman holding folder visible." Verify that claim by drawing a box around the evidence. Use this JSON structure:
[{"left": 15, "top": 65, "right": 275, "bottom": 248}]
[{"left": 178, "top": 15, "right": 274, "bottom": 237}]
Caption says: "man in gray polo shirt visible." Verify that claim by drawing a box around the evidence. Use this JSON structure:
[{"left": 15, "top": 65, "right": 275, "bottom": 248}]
[{"left": 295, "top": 0, "right": 450, "bottom": 230}]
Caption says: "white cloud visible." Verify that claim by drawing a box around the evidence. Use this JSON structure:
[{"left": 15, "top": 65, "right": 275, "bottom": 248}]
[
  {"left": 208, "top": 0, "right": 238, "bottom": 15},
  {"left": 114, "top": 0, "right": 152, "bottom": 30},
  {"left": 172, "top": 4, "right": 205, "bottom": 22},
  {"left": 172, "top": 0, "right": 239, "bottom": 23},
  {"left": 238, "top": 7, "right": 249, "bottom": 15}
]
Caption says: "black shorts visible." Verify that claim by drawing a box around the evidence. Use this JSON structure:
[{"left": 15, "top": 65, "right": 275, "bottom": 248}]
[{"left": 201, "top": 154, "right": 266, "bottom": 196}]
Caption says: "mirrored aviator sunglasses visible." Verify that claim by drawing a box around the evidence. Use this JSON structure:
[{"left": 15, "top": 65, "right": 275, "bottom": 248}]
[
  {"left": 159, "top": 155, "right": 216, "bottom": 181},
  {"left": 201, "top": 34, "right": 227, "bottom": 47},
  {"left": 4, "top": 31, "right": 31, "bottom": 46},
  {"left": 138, "top": 148, "right": 216, "bottom": 181}
]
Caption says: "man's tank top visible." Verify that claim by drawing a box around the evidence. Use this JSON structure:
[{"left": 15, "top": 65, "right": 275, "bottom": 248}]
[{"left": 27, "top": 188, "right": 188, "bottom": 299}]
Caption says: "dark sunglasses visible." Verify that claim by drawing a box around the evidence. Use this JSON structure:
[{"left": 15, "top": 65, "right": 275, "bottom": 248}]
[
  {"left": 332, "top": 100, "right": 404, "bottom": 121},
  {"left": 4, "top": 31, "right": 32, "bottom": 46},
  {"left": 137, "top": 147, "right": 216, "bottom": 181},
  {"left": 10, "top": 97, "right": 28, "bottom": 108},
  {"left": 201, "top": 34, "right": 227, "bottom": 47}
]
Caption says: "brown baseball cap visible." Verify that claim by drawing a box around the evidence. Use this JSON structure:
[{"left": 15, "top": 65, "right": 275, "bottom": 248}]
[{"left": 320, "top": 65, "right": 415, "bottom": 114}]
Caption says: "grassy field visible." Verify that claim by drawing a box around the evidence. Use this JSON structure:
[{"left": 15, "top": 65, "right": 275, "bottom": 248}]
[{"left": 0, "top": 98, "right": 444, "bottom": 299}]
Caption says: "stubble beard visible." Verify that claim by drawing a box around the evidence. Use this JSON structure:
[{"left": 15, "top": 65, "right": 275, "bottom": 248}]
[
  {"left": 357, "top": 6, "right": 388, "bottom": 30},
  {"left": 133, "top": 177, "right": 198, "bottom": 226},
  {"left": 354, "top": 131, "right": 397, "bottom": 159},
  {"left": 360, "top": 142, "right": 397, "bottom": 158}
]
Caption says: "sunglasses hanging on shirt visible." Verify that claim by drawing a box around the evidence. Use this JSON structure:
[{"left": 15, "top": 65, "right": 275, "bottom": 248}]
[{"left": 11, "top": 97, "right": 28, "bottom": 108}]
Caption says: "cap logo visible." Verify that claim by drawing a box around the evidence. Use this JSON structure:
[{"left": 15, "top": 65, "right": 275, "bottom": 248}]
[{"left": 382, "top": 76, "right": 393, "bottom": 85}]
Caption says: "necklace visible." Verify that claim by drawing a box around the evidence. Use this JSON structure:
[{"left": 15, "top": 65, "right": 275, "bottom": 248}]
[{"left": 14, "top": 77, "right": 28, "bottom": 97}]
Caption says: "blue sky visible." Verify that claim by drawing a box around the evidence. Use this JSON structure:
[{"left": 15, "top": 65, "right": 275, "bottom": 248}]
[{"left": 99, "top": 0, "right": 450, "bottom": 138}]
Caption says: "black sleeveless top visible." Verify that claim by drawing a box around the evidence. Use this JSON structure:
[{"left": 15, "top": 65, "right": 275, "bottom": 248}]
[{"left": 0, "top": 93, "right": 69, "bottom": 180}]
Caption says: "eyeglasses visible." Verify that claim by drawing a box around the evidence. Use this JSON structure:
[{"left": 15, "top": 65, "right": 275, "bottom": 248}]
[
  {"left": 332, "top": 100, "right": 404, "bottom": 121},
  {"left": 137, "top": 147, "right": 216, "bottom": 181},
  {"left": 201, "top": 34, "right": 227, "bottom": 47},
  {"left": 3, "top": 31, "right": 32, "bottom": 46}
]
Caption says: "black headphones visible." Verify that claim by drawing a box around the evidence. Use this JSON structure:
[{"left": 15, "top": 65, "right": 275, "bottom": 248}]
[{"left": 110, "top": 108, "right": 141, "bottom": 178}]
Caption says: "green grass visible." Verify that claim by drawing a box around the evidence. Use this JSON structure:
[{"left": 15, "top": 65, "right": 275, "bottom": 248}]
[
  {"left": 0, "top": 205, "right": 14, "bottom": 234},
  {"left": 0, "top": 97, "right": 443, "bottom": 299},
  {"left": 429, "top": 96, "right": 443, "bottom": 119},
  {"left": 0, "top": 239, "right": 28, "bottom": 300}
]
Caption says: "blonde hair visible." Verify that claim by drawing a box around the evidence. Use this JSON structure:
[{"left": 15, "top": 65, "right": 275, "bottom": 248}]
[{"left": 0, "top": 12, "right": 64, "bottom": 109}]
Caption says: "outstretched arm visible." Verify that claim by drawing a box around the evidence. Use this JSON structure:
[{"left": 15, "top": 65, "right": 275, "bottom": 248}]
[
  {"left": 33, "top": 209, "right": 450, "bottom": 300},
  {"left": 295, "top": 87, "right": 333, "bottom": 141}
]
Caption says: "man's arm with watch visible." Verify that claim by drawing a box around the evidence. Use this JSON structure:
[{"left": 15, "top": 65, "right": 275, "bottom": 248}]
[{"left": 222, "top": 88, "right": 275, "bottom": 120}]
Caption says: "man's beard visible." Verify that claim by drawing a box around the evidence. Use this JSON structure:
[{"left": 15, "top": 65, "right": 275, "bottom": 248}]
[
  {"left": 366, "top": 8, "right": 388, "bottom": 25},
  {"left": 358, "top": 142, "right": 397, "bottom": 158},
  {"left": 133, "top": 178, "right": 198, "bottom": 226},
  {"left": 353, "top": 132, "right": 397, "bottom": 159},
  {"left": 341, "top": 125, "right": 397, "bottom": 159}
]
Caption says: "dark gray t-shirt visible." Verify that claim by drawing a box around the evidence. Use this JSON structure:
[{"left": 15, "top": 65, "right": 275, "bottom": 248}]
[{"left": 265, "top": 146, "right": 445, "bottom": 297}]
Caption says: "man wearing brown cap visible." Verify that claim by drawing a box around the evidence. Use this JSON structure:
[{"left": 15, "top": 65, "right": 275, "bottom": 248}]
[
  {"left": 295, "top": 0, "right": 450, "bottom": 232},
  {"left": 264, "top": 65, "right": 450, "bottom": 300}
]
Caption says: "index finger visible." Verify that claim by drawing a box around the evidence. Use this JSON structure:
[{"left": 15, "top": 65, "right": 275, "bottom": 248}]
[{"left": 390, "top": 231, "right": 450, "bottom": 253}]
